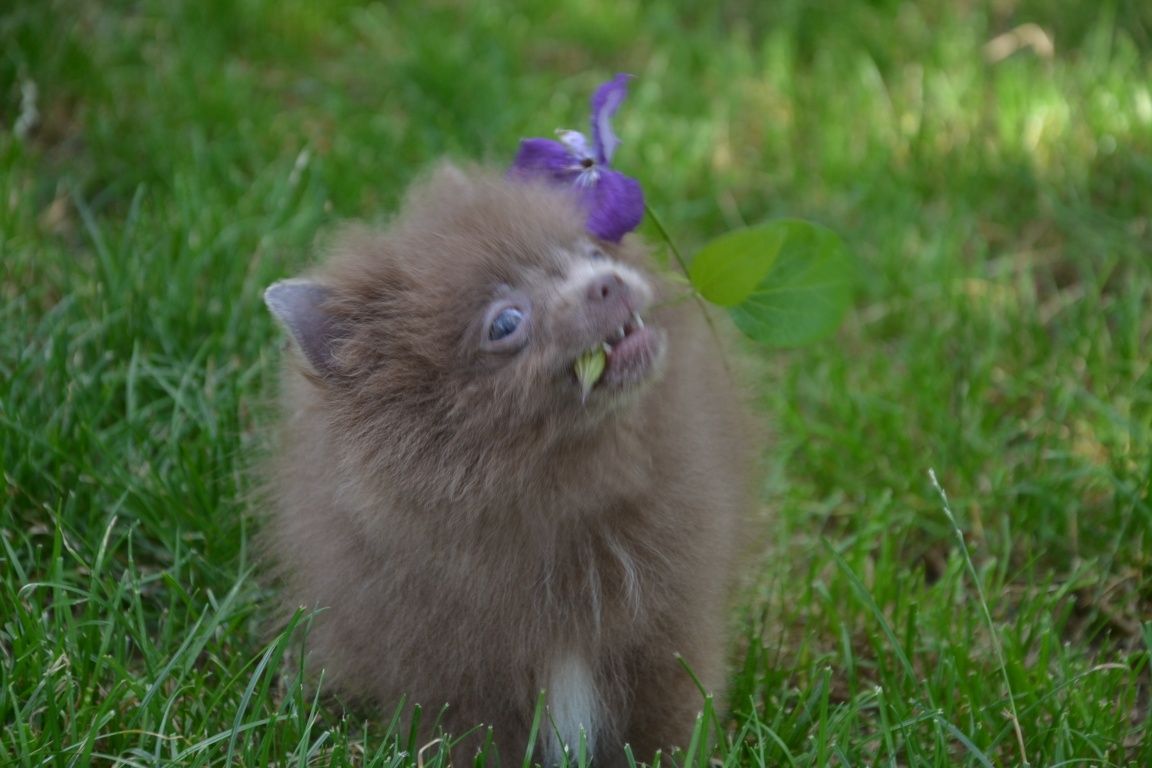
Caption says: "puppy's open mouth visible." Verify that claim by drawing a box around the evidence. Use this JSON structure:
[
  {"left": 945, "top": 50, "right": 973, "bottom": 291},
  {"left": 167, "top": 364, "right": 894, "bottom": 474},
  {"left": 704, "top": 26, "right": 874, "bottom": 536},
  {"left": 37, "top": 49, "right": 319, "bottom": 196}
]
[{"left": 574, "top": 311, "right": 662, "bottom": 399}]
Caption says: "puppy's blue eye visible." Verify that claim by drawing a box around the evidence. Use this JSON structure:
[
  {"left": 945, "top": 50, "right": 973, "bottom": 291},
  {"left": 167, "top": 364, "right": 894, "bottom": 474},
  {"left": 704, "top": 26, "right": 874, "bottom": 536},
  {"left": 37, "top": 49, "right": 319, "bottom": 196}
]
[{"left": 488, "top": 307, "right": 524, "bottom": 341}]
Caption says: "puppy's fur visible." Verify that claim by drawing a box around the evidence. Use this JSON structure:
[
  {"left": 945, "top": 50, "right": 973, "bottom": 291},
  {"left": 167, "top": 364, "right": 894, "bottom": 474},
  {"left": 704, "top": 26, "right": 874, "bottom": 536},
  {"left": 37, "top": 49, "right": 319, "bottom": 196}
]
[{"left": 263, "top": 166, "right": 752, "bottom": 765}]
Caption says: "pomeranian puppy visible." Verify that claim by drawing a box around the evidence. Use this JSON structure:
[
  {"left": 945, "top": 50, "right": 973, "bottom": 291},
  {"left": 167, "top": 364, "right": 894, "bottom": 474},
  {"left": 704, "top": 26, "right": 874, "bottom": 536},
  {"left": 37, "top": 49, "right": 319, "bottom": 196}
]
[{"left": 262, "top": 165, "right": 752, "bottom": 766}]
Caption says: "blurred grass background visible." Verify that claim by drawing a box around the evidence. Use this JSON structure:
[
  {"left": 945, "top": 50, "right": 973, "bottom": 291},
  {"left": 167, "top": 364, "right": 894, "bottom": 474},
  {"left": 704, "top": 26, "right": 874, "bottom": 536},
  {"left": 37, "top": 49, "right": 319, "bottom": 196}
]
[{"left": 2, "top": 0, "right": 1150, "bottom": 765}]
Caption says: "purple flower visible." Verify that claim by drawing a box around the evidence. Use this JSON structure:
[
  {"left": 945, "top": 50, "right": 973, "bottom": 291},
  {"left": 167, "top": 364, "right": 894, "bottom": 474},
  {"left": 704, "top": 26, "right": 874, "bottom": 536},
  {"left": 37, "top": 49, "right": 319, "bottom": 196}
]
[{"left": 511, "top": 74, "right": 644, "bottom": 243}]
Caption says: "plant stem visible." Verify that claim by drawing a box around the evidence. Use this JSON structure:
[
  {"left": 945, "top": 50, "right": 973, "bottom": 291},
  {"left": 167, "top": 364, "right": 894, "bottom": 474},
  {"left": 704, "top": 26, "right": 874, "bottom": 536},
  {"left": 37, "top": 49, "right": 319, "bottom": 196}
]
[
  {"left": 644, "top": 201, "right": 691, "bottom": 279},
  {"left": 643, "top": 201, "right": 733, "bottom": 378}
]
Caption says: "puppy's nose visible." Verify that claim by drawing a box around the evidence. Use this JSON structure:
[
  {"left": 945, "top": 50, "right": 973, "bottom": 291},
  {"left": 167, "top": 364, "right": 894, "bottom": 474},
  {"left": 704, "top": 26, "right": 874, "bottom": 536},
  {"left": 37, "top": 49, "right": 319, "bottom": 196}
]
[{"left": 586, "top": 272, "right": 630, "bottom": 304}]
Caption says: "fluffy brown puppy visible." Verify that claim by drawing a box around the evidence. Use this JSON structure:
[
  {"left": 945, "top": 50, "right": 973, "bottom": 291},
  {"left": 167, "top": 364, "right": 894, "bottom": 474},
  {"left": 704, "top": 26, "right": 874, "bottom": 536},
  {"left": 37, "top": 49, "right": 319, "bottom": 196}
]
[{"left": 262, "top": 165, "right": 752, "bottom": 766}]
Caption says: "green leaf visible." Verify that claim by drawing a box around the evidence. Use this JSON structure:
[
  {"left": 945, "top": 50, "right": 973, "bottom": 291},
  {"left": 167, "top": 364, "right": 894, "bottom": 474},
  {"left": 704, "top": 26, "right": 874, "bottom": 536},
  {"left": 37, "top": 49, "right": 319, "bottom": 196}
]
[
  {"left": 726, "top": 220, "right": 853, "bottom": 348},
  {"left": 574, "top": 346, "right": 607, "bottom": 401},
  {"left": 687, "top": 224, "right": 788, "bottom": 307}
]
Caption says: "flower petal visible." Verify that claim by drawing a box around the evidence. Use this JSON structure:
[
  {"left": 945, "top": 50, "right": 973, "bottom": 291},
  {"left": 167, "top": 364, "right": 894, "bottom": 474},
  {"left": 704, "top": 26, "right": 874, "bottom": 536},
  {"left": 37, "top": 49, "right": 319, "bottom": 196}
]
[
  {"left": 510, "top": 138, "right": 581, "bottom": 182},
  {"left": 557, "top": 130, "right": 595, "bottom": 162},
  {"left": 583, "top": 169, "right": 644, "bottom": 243},
  {"left": 590, "top": 73, "right": 632, "bottom": 165}
]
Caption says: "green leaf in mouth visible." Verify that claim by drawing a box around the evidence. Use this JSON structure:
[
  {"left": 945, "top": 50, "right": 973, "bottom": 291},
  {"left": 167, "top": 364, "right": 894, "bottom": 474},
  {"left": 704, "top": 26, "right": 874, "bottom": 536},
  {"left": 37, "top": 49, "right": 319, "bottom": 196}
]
[{"left": 574, "top": 346, "right": 607, "bottom": 401}]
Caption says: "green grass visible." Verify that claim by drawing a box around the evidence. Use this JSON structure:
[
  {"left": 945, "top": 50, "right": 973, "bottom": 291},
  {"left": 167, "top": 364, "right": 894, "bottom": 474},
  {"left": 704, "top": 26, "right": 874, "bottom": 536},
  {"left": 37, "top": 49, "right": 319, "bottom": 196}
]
[{"left": 3, "top": 0, "right": 1150, "bottom": 765}]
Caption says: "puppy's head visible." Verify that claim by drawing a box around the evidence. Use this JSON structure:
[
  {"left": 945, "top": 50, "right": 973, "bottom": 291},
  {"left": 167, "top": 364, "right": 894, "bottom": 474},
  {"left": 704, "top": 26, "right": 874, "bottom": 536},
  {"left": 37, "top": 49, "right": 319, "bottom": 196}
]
[{"left": 265, "top": 165, "right": 667, "bottom": 500}]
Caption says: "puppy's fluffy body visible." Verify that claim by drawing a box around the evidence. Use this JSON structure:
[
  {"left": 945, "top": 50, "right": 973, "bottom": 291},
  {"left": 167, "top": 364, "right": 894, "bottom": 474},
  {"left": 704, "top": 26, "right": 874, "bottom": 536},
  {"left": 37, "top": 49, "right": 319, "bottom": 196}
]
[{"left": 264, "top": 167, "right": 752, "bottom": 765}]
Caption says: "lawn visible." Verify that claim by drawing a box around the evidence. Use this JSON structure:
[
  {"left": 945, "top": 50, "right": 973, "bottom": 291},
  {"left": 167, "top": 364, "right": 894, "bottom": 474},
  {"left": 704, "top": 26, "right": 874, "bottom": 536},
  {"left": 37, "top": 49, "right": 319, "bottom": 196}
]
[{"left": 2, "top": 0, "right": 1150, "bottom": 765}]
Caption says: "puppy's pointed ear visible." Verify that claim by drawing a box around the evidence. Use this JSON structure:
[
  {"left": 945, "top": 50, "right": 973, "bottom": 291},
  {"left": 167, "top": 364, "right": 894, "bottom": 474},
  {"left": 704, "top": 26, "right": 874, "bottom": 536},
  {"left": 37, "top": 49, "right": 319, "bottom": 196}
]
[
  {"left": 431, "top": 160, "right": 471, "bottom": 189},
  {"left": 423, "top": 161, "right": 481, "bottom": 202},
  {"left": 264, "top": 279, "right": 344, "bottom": 376}
]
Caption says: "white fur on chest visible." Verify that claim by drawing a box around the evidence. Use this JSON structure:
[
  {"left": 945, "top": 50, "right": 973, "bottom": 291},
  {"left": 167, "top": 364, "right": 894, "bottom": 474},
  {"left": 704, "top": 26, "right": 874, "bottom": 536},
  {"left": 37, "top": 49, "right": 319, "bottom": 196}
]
[{"left": 545, "top": 653, "right": 601, "bottom": 764}]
